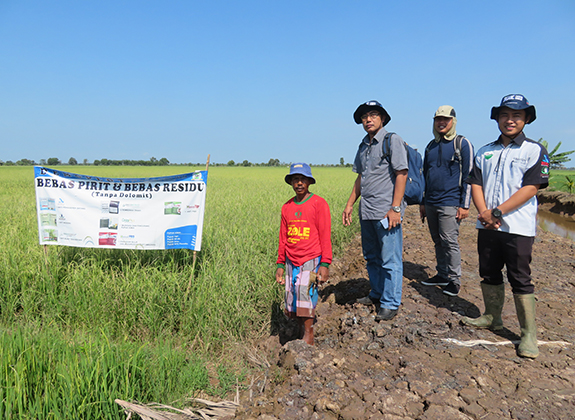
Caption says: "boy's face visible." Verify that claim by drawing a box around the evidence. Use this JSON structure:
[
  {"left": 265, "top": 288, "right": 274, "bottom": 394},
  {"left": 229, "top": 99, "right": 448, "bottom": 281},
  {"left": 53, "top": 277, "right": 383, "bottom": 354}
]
[
  {"left": 361, "top": 111, "right": 384, "bottom": 136},
  {"left": 434, "top": 116, "right": 453, "bottom": 135},
  {"left": 290, "top": 174, "right": 311, "bottom": 196},
  {"left": 498, "top": 107, "right": 528, "bottom": 138}
]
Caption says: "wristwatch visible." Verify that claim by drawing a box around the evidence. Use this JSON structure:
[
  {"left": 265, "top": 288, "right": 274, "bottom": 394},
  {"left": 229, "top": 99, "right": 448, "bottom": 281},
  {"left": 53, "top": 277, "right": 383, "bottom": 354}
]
[
  {"left": 392, "top": 206, "right": 401, "bottom": 213},
  {"left": 491, "top": 208, "right": 502, "bottom": 219}
]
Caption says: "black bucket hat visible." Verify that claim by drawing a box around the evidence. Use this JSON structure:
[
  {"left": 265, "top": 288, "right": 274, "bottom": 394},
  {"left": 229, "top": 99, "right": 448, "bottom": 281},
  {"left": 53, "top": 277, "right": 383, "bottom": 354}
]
[
  {"left": 491, "top": 94, "right": 536, "bottom": 124},
  {"left": 353, "top": 100, "right": 391, "bottom": 126}
]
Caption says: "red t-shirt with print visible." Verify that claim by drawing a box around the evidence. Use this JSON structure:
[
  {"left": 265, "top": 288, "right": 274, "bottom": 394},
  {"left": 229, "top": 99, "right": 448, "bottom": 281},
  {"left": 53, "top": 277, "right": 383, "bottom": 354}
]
[{"left": 277, "top": 193, "right": 332, "bottom": 267}]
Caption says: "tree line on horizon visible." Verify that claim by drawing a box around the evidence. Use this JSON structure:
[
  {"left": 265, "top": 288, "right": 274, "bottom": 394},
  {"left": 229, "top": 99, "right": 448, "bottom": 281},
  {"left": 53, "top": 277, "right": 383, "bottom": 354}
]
[
  {"left": 1, "top": 139, "right": 572, "bottom": 169},
  {"left": 0, "top": 156, "right": 355, "bottom": 168},
  {"left": 0, "top": 157, "right": 173, "bottom": 167}
]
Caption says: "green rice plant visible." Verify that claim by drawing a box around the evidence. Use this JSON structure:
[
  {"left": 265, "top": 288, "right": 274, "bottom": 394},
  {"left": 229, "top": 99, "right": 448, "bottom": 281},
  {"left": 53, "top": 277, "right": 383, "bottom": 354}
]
[
  {"left": 0, "top": 165, "right": 360, "bottom": 418},
  {"left": 562, "top": 175, "right": 575, "bottom": 194},
  {"left": 0, "top": 326, "right": 210, "bottom": 419},
  {"left": 547, "top": 168, "right": 575, "bottom": 192},
  {"left": 0, "top": 166, "right": 358, "bottom": 345}
]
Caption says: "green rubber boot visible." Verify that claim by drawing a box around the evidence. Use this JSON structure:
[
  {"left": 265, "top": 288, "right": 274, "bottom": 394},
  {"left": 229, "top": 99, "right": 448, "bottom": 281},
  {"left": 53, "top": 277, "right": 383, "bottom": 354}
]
[
  {"left": 461, "top": 283, "right": 505, "bottom": 331},
  {"left": 514, "top": 294, "right": 539, "bottom": 359}
]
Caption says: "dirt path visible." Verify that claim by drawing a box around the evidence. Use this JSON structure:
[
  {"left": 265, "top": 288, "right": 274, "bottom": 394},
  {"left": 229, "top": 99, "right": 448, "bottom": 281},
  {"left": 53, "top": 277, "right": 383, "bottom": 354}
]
[{"left": 235, "top": 205, "right": 575, "bottom": 420}]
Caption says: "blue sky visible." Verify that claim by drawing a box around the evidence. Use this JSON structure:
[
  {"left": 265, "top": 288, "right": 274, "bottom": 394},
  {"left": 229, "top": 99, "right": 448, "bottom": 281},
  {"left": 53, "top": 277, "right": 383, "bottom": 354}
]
[{"left": 1, "top": 0, "right": 574, "bottom": 165}]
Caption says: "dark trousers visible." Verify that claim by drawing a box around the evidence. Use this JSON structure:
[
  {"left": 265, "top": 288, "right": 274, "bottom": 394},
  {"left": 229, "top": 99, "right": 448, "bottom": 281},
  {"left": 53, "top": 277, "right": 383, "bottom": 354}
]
[{"left": 478, "top": 229, "right": 535, "bottom": 295}]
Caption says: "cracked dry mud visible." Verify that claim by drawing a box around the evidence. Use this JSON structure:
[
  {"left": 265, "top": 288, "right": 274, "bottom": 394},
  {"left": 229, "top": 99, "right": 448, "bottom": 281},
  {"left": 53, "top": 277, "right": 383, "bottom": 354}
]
[{"left": 234, "top": 205, "right": 575, "bottom": 420}]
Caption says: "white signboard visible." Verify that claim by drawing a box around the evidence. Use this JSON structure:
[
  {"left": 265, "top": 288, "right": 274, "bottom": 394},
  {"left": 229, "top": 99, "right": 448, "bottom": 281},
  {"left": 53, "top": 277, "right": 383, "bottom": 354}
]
[{"left": 34, "top": 167, "right": 207, "bottom": 250}]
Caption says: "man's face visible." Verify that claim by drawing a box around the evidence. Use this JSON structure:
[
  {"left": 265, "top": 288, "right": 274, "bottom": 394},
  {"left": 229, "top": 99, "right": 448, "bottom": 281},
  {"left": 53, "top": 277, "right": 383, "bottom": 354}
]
[
  {"left": 434, "top": 116, "right": 453, "bottom": 135},
  {"left": 361, "top": 111, "right": 384, "bottom": 136},
  {"left": 498, "top": 107, "right": 528, "bottom": 138},
  {"left": 290, "top": 174, "right": 311, "bottom": 196}
]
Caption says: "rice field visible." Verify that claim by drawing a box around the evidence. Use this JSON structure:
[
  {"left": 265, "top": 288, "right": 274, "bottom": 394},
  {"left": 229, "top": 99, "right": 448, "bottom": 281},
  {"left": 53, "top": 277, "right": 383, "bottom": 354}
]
[
  {"left": 0, "top": 165, "right": 359, "bottom": 419},
  {"left": 548, "top": 168, "right": 575, "bottom": 193}
]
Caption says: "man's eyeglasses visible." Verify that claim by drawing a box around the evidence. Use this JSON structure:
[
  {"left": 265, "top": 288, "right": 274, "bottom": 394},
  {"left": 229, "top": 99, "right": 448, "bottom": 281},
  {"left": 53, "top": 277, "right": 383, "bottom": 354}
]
[{"left": 361, "top": 111, "right": 380, "bottom": 121}]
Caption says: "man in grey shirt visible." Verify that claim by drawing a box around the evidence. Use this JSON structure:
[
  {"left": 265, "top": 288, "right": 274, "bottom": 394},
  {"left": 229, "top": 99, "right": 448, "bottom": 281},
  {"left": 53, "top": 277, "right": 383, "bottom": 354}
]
[{"left": 343, "top": 100, "right": 408, "bottom": 321}]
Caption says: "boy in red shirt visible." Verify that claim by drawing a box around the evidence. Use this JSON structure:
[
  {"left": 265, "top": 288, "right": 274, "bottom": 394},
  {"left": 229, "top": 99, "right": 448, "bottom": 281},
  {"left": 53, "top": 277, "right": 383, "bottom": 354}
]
[{"left": 276, "top": 163, "right": 332, "bottom": 345}]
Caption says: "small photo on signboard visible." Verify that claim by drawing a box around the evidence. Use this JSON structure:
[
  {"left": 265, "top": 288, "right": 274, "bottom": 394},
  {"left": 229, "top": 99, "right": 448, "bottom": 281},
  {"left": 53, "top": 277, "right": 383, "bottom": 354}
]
[
  {"left": 98, "top": 232, "right": 117, "bottom": 246},
  {"left": 42, "top": 228, "right": 58, "bottom": 242},
  {"left": 109, "top": 201, "right": 120, "bottom": 214},
  {"left": 164, "top": 201, "right": 182, "bottom": 215}
]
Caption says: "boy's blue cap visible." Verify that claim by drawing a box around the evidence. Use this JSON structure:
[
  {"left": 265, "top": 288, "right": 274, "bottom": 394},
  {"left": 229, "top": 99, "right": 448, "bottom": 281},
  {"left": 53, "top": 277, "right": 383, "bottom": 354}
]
[
  {"left": 491, "top": 94, "right": 536, "bottom": 124},
  {"left": 353, "top": 100, "right": 391, "bottom": 126},
  {"left": 285, "top": 163, "right": 316, "bottom": 184}
]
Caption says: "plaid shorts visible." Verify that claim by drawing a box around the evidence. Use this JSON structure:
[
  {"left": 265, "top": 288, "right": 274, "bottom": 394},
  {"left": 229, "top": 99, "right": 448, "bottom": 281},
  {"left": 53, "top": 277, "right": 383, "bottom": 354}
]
[{"left": 284, "top": 256, "right": 321, "bottom": 318}]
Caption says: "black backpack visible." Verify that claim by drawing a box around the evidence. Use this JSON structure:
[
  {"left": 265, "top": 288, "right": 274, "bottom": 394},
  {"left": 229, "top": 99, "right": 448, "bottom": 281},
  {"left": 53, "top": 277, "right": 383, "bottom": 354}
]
[{"left": 382, "top": 132, "right": 425, "bottom": 205}]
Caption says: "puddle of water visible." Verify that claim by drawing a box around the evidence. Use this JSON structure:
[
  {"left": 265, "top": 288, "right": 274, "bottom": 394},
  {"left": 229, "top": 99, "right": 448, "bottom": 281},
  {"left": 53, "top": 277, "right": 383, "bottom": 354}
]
[{"left": 537, "top": 209, "right": 575, "bottom": 242}]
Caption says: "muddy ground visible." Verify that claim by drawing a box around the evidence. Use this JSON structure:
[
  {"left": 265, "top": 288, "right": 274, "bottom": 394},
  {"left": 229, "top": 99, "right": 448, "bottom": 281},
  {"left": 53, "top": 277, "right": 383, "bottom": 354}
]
[{"left": 234, "top": 203, "right": 575, "bottom": 420}]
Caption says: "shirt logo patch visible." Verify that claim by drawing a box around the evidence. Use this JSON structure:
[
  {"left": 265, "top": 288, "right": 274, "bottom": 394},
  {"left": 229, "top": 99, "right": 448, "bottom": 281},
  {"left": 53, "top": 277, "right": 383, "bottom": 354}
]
[
  {"left": 541, "top": 159, "right": 550, "bottom": 177},
  {"left": 484, "top": 152, "right": 494, "bottom": 160},
  {"left": 294, "top": 211, "right": 302, "bottom": 218}
]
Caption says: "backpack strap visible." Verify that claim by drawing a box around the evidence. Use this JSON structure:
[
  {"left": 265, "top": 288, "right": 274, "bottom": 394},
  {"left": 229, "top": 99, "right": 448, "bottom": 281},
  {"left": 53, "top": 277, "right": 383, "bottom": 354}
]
[
  {"left": 381, "top": 132, "right": 395, "bottom": 161},
  {"left": 382, "top": 132, "right": 411, "bottom": 161},
  {"left": 452, "top": 135, "right": 463, "bottom": 187}
]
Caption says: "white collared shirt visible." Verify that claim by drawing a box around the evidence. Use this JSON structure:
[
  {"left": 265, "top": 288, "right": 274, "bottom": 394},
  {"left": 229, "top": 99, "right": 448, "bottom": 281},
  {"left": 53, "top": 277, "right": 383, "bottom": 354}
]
[{"left": 468, "top": 133, "right": 549, "bottom": 237}]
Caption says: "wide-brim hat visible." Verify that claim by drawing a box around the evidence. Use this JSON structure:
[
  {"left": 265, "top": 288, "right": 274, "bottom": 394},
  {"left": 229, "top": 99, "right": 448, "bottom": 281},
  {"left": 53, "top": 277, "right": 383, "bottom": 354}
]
[
  {"left": 285, "top": 162, "right": 316, "bottom": 184},
  {"left": 353, "top": 100, "right": 391, "bottom": 126},
  {"left": 491, "top": 94, "right": 536, "bottom": 124}
]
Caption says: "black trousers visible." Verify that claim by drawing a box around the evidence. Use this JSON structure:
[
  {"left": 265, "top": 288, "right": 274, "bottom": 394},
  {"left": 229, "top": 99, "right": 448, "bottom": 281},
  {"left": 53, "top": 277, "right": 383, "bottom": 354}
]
[{"left": 477, "top": 229, "right": 535, "bottom": 295}]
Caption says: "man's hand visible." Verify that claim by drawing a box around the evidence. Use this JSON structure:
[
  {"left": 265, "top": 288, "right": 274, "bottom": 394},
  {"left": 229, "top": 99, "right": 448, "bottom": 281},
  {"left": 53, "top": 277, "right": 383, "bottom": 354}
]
[
  {"left": 384, "top": 209, "right": 402, "bottom": 230},
  {"left": 477, "top": 209, "right": 501, "bottom": 230},
  {"left": 317, "top": 266, "right": 329, "bottom": 284},
  {"left": 456, "top": 207, "right": 469, "bottom": 221},
  {"left": 342, "top": 205, "right": 354, "bottom": 226},
  {"left": 275, "top": 267, "right": 285, "bottom": 285},
  {"left": 419, "top": 204, "right": 426, "bottom": 223}
]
